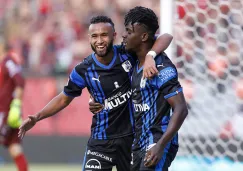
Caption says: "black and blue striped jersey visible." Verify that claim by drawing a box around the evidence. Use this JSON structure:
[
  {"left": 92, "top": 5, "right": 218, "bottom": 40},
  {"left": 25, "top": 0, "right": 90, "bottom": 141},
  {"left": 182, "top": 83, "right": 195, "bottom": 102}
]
[
  {"left": 131, "top": 53, "right": 181, "bottom": 151},
  {"left": 63, "top": 45, "right": 135, "bottom": 140}
]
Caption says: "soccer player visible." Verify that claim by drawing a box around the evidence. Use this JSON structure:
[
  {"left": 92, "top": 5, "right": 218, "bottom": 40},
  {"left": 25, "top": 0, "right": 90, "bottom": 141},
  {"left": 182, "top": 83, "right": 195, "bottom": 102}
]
[
  {"left": 0, "top": 45, "right": 28, "bottom": 171},
  {"left": 122, "top": 7, "right": 188, "bottom": 171},
  {"left": 18, "top": 16, "right": 172, "bottom": 171}
]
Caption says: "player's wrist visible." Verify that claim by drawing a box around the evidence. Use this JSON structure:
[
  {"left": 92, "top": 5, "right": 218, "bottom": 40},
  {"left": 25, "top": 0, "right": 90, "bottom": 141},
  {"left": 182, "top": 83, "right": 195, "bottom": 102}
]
[
  {"left": 35, "top": 113, "right": 42, "bottom": 122},
  {"left": 157, "top": 138, "right": 167, "bottom": 149},
  {"left": 146, "top": 50, "right": 157, "bottom": 59},
  {"left": 11, "top": 98, "right": 22, "bottom": 107}
]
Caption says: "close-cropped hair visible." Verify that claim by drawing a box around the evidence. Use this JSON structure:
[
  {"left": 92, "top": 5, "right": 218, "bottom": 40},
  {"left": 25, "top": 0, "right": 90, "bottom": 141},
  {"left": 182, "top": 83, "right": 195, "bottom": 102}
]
[
  {"left": 90, "top": 15, "right": 115, "bottom": 31},
  {"left": 124, "top": 6, "right": 159, "bottom": 37}
]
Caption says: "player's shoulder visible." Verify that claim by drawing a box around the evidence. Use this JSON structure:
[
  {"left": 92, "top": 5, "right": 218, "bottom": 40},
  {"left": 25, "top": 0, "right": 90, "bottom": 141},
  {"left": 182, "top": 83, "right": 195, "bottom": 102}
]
[
  {"left": 155, "top": 53, "right": 178, "bottom": 80},
  {"left": 114, "top": 44, "right": 134, "bottom": 57},
  {"left": 113, "top": 44, "right": 124, "bottom": 54},
  {"left": 156, "top": 53, "right": 176, "bottom": 70},
  {"left": 3, "top": 56, "right": 15, "bottom": 65},
  {"left": 74, "top": 54, "right": 93, "bottom": 70},
  {"left": 113, "top": 44, "right": 136, "bottom": 64}
]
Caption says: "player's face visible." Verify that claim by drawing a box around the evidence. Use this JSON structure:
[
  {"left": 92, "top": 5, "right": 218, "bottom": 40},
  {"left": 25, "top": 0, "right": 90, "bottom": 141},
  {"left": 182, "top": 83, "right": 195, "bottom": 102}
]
[
  {"left": 89, "top": 23, "right": 116, "bottom": 57},
  {"left": 122, "top": 22, "right": 145, "bottom": 53}
]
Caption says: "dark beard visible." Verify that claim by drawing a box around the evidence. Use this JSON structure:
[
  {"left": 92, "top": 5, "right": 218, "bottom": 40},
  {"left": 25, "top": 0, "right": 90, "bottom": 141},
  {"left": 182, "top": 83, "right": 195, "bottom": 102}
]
[{"left": 91, "top": 41, "right": 113, "bottom": 57}]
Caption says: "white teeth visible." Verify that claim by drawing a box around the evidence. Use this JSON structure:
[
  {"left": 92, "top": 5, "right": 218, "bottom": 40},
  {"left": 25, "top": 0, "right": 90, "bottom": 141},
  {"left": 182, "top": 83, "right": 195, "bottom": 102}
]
[{"left": 97, "top": 46, "right": 105, "bottom": 50}]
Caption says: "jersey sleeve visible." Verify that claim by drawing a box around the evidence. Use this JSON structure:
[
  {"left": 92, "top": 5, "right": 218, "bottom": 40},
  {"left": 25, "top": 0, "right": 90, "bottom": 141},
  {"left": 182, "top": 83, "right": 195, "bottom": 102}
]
[
  {"left": 63, "top": 65, "right": 86, "bottom": 97},
  {"left": 5, "top": 59, "right": 25, "bottom": 88},
  {"left": 154, "top": 66, "right": 182, "bottom": 99}
]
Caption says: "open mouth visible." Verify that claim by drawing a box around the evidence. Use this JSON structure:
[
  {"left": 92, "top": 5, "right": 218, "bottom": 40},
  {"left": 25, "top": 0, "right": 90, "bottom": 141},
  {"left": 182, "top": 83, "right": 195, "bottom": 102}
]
[{"left": 96, "top": 46, "right": 106, "bottom": 51}]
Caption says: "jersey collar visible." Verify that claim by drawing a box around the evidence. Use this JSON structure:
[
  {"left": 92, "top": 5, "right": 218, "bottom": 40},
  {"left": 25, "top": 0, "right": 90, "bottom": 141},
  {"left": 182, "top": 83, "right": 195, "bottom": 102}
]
[{"left": 92, "top": 47, "right": 117, "bottom": 69}]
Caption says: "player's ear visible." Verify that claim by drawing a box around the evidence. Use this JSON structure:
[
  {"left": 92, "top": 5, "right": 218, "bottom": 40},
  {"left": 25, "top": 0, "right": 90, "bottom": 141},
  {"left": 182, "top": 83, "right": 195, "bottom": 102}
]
[
  {"left": 88, "top": 25, "right": 92, "bottom": 41},
  {"left": 141, "top": 32, "right": 149, "bottom": 42}
]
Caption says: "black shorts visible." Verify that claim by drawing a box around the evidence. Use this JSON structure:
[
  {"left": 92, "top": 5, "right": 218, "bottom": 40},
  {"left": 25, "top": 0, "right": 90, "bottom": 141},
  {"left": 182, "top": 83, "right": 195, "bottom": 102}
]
[
  {"left": 0, "top": 111, "right": 21, "bottom": 147},
  {"left": 131, "top": 144, "right": 178, "bottom": 171},
  {"left": 82, "top": 135, "right": 133, "bottom": 171}
]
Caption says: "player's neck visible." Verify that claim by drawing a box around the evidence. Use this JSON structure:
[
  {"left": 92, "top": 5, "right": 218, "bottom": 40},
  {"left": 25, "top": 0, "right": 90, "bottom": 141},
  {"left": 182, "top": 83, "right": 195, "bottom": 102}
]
[
  {"left": 136, "top": 45, "right": 152, "bottom": 68},
  {"left": 95, "top": 50, "right": 114, "bottom": 65}
]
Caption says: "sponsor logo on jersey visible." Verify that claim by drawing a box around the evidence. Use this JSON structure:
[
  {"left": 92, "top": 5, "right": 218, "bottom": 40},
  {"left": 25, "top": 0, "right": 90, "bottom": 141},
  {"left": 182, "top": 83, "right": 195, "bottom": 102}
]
[
  {"left": 104, "top": 89, "right": 132, "bottom": 110},
  {"left": 85, "top": 159, "right": 102, "bottom": 169},
  {"left": 122, "top": 60, "right": 132, "bottom": 72},
  {"left": 158, "top": 67, "right": 177, "bottom": 84},
  {"left": 6, "top": 60, "right": 21, "bottom": 77},
  {"left": 87, "top": 150, "right": 112, "bottom": 162},
  {"left": 133, "top": 103, "right": 150, "bottom": 112}
]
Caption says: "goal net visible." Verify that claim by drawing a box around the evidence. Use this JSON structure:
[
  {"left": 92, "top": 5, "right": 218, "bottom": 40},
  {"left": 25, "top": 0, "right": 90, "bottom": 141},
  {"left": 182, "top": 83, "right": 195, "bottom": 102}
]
[{"left": 168, "top": 0, "right": 243, "bottom": 170}]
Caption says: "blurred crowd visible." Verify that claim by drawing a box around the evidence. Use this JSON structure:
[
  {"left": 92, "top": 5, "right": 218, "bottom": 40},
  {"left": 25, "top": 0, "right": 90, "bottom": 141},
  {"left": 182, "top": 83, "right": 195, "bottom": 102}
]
[
  {"left": 175, "top": 0, "right": 243, "bottom": 101},
  {"left": 176, "top": 0, "right": 243, "bottom": 79},
  {"left": 0, "top": 0, "right": 160, "bottom": 76},
  {"left": 174, "top": 0, "right": 243, "bottom": 141},
  {"left": 0, "top": 0, "right": 242, "bottom": 140},
  {"left": 1, "top": 0, "right": 242, "bottom": 104}
]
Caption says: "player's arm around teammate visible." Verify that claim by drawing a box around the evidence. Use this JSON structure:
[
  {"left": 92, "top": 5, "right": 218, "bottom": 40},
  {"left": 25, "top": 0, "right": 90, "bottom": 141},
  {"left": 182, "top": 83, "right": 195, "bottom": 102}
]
[
  {"left": 143, "top": 33, "right": 173, "bottom": 79},
  {"left": 89, "top": 33, "right": 173, "bottom": 113}
]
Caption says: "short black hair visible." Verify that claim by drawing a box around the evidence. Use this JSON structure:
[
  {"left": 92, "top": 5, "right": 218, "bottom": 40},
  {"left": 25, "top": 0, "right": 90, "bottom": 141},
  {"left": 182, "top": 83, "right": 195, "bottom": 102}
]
[
  {"left": 124, "top": 6, "right": 159, "bottom": 37},
  {"left": 90, "top": 15, "right": 115, "bottom": 31}
]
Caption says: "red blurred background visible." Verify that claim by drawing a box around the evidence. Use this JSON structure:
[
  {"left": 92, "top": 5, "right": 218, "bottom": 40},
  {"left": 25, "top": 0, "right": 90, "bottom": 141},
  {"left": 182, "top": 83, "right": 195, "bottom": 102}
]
[{"left": 22, "top": 77, "right": 92, "bottom": 136}]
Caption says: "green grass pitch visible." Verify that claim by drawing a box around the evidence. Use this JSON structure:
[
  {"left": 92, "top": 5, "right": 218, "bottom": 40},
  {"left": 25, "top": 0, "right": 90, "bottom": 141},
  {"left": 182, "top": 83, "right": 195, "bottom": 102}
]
[{"left": 0, "top": 163, "right": 117, "bottom": 171}]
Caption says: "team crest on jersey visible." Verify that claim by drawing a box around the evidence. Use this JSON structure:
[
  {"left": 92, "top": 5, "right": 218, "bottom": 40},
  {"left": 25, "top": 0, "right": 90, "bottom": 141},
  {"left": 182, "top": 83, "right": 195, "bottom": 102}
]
[
  {"left": 140, "top": 77, "right": 147, "bottom": 88},
  {"left": 122, "top": 60, "right": 132, "bottom": 72}
]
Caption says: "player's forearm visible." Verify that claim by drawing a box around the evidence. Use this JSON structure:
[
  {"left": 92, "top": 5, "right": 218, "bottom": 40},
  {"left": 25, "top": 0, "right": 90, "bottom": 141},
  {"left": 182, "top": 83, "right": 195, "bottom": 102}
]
[
  {"left": 14, "top": 86, "right": 24, "bottom": 100},
  {"left": 8, "top": 86, "right": 24, "bottom": 128},
  {"left": 35, "top": 92, "right": 73, "bottom": 122},
  {"left": 151, "top": 33, "right": 173, "bottom": 54},
  {"left": 157, "top": 105, "right": 188, "bottom": 148}
]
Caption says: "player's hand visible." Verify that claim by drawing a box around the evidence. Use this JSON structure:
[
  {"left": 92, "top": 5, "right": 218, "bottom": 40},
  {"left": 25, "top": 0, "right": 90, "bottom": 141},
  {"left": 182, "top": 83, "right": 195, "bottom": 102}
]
[
  {"left": 89, "top": 97, "right": 104, "bottom": 114},
  {"left": 144, "top": 143, "right": 164, "bottom": 167},
  {"left": 18, "top": 115, "right": 37, "bottom": 139},
  {"left": 143, "top": 55, "right": 158, "bottom": 80}
]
